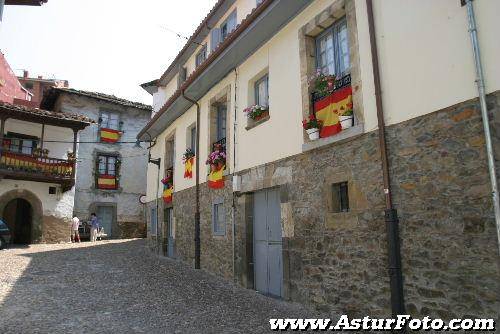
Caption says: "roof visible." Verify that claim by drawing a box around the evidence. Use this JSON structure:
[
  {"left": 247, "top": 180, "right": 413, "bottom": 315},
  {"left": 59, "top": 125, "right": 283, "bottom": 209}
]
[
  {"left": 0, "top": 101, "right": 94, "bottom": 130},
  {"left": 5, "top": 0, "right": 47, "bottom": 5},
  {"left": 140, "top": 79, "right": 159, "bottom": 96},
  {"left": 137, "top": 0, "right": 276, "bottom": 139},
  {"left": 41, "top": 87, "right": 152, "bottom": 112}
]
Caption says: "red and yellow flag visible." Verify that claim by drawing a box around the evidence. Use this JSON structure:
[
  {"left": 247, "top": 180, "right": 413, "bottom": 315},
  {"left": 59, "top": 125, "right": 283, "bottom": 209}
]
[
  {"left": 163, "top": 184, "right": 173, "bottom": 203},
  {"left": 97, "top": 175, "right": 117, "bottom": 189},
  {"left": 208, "top": 164, "right": 224, "bottom": 189},
  {"left": 0, "top": 152, "right": 73, "bottom": 175},
  {"left": 184, "top": 157, "right": 194, "bottom": 179},
  {"left": 314, "top": 86, "right": 353, "bottom": 138},
  {"left": 100, "top": 128, "right": 121, "bottom": 143}
]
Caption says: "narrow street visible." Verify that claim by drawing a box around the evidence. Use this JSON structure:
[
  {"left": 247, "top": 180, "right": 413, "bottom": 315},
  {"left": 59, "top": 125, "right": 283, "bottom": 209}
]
[{"left": 0, "top": 239, "right": 317, "bottom": 333}]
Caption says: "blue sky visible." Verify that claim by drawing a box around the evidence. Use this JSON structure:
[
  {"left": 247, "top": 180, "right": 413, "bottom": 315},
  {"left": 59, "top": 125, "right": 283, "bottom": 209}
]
[{"left": 0, "top": 0, "right": 218, "bottom": 104}]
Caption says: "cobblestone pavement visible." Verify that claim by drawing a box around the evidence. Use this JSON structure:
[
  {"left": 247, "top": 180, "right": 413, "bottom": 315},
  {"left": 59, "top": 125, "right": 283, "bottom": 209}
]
[{"left": 0, "top": 239, "right": 321, "bottom": 333}]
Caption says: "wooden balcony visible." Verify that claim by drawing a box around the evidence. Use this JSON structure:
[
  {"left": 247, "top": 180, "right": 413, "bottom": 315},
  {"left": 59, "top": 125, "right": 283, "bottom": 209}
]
[{"left": 0, "top": 148, "right": 75, "bottom": 191}]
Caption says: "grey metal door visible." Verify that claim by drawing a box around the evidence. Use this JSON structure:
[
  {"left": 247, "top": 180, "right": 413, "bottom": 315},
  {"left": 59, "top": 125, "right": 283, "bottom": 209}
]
[
  {"left": 165, "top": 208, "right": 174, "bottom": 257},
  {"left": 97, "top": 206, "right": 114, "bottom": 238},
  {"left": 253, "top": 188, "right": 283, "bottom": 298}
]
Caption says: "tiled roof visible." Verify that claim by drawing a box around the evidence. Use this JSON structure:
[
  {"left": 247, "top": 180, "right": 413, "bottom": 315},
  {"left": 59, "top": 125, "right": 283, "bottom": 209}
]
[
  {"left": 0, "top": 101, "right": 95, "bottom": 124},
  {"left": 138, "top": 0, "right": 273, "bottom": 139},
  {"left": 42, "top": 87, "right": 152, "bottom": 111}
]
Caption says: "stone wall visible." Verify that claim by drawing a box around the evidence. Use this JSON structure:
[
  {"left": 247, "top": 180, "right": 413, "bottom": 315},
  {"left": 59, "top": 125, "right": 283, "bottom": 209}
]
[{"left": 146, "top": 93, "right": 500, "bottom": 320}]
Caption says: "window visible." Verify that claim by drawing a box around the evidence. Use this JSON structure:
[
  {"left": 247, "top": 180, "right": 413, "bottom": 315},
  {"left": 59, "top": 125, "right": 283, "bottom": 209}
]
[
  {"left": 195, "top": 45, "right": 207, "bottom": 68},
  {"left": 178, "top": 67, "right": 187, "bottom": 87},
  {"left": 24, "top": 82, "right": 34, "bottom": 90},
  {"left": 96, "top": 154, "right": 118, "bottom": 190},
  {"left": 254, "top": 74, "right": 269, "bottom": 107},
  {"left": 3, "top": 133, "right": 38, "bottom": 155},
  {"left": 211, "top": 10, "right": 237, "bottom": 52},
  {"left": 100, "top": 111, "right": 120, "bottom": 130},
  {"left": 216, "top": 104, "right": 226, "bottom": 142},
  {"left": 315, "top": 17, "right": 350, "bottom": 76},
  {"left": 190, "top": 125, "right": 197, "bottom": 154},
  {"left": 212, "top": 200, "right": 225, "bottom": 236},
  {"left": 165, "top": 138, "right": 175, "bottom": 170},
  {"left": 332, "top": 182, "right": 349, "bottom": 213},
  {"left": 150, "top": 207, "right": 157, "bottom": 236}
]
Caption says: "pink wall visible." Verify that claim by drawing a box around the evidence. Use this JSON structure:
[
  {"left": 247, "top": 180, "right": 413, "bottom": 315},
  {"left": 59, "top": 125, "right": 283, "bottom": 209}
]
[{"left": 0, "top": 52, "right": 30, "bottom": 104}]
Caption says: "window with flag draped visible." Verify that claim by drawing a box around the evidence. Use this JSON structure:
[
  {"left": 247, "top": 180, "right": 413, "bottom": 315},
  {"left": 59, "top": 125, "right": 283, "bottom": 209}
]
[
  {"left": 99, "top": 111, "right": 121, "bottom": 143},
  {"left": 96, "top": 154, "right": 119, "bottom": 190}
]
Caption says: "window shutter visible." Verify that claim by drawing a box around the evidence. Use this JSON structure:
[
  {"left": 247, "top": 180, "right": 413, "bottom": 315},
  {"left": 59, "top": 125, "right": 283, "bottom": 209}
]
[
  {"left": 228, "top": 11, "right": 237, "bottom": 33},
  {"left": 211, "top": 28, "right": 221, "bottom": 52}
]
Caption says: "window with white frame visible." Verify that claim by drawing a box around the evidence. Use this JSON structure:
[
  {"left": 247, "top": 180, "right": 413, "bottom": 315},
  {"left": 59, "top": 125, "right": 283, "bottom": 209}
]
[
  {"left": 254, "top": 74, "right": 269, "bottom": 107},
  {"left": 195, "top": 45, "right": 207, "bottom": 68},
  {"left": 100, "top": 111, "right": 120, "bottom": 130},
  {"left": 212, "top": 199, "right": 225, "bottom": 236},
  {"left": 188, "top": 124, "right": 197, "bottom": 154},
  {"left": 315, "top": 17, "right": 350, "bottom": 76}
]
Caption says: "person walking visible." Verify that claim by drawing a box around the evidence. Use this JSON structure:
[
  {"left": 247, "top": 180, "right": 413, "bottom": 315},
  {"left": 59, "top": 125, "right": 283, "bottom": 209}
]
[
  {"left": 71, "top": 216, "right": 80, "bottom": 243},
  {"left": 90, "top": 213, "right": 99, "bottom": 242}
]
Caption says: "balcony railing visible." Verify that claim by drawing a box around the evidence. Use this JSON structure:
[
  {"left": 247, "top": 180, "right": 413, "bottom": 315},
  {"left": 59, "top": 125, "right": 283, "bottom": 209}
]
[
  {"left": 212, "top": 137, "right": 226, "bottom": 152},
  {"left": 0, "top": 148, "right": 75, "bottom": 190}
]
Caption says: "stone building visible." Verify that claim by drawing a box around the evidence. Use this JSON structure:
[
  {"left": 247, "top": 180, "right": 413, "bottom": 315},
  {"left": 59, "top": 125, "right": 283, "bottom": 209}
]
[
  {"left": 18, "top": 70, "right": 69, "bottom": 108},
  {"left": 0, "top": 102, "right": 92, "bottom": 243},
  {"left": 41, "top": 88, "right": 152, "bottom": 238},
  {"left": 138, "top": 0, "right": 499, "bottom": 321}
]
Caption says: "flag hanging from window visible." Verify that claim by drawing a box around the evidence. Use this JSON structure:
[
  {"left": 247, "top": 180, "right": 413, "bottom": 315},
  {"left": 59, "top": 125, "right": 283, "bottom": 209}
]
[
  {"left": 100, "top": 128, "right": 121, "bottom": 143},
  {"left": 163, "top": 184, "right": 173, "bottom": 203},
  {"left": 184, "top": 157, "right": 194, "bottom": 179},
  {"left": 97, "top": 175, "right": 117, "bottom": 189},
  {"left": 314, "top": 86, "right": 353, "bottom": 138},
  {"left": 208, "top": 164, "right": 225, "bottom": 189}
]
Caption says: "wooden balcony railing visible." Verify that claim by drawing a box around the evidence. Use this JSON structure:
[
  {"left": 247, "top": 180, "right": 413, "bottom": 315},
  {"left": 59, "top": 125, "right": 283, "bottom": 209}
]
[{"left": 0, "top": 148, "right": 75, "bottom": 190}]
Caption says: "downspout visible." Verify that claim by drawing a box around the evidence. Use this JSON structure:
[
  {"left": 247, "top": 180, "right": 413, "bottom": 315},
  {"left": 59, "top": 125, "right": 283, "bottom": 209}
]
[
  {"left": 232, "top": 68, "right": 239, "bottom": 281},
  {"left": 463, "top": 0, "right": 500, "bottom": 254},
  {"left": 366, "top": 0, "right": 405, "bottom": 316},
  {"left": 146, "top": 132, "right": 161, "bottom": 255},
  {"left": 182, "top": 90, "right": 201, "bottom": 269}
]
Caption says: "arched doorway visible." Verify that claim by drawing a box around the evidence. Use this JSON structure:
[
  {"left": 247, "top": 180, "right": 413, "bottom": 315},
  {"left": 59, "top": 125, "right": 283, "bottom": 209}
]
[{"left": 3, "top": 198, "right": 33, "bottom": 244}]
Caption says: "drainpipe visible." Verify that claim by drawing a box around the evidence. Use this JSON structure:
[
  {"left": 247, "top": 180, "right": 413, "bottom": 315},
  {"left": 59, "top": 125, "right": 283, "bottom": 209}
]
[
  {"left": 366, "top": 0, "right": 405, "bottom": 316},
  {"left": 146, "top": 132, "right": 161, "bottom": 255},
  {"left": 232, "top": 68, "right": 239, "bottom": 281},
  {"left": 463, "top": 0, "right": 500, "bottom": 254},
  {"left": 182, "top": 90, "right": 201, "bottom": 269}
]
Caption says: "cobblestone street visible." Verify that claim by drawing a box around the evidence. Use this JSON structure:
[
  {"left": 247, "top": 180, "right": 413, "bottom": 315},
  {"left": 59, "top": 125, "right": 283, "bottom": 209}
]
[{"left": 0, "top": 239, "right": 318, "bottom": 333}]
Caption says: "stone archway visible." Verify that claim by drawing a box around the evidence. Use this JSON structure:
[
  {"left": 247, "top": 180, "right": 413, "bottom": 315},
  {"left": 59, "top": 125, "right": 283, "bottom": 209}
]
[{"left": 0, "top": 189, "right": 43, "bottom": 243}]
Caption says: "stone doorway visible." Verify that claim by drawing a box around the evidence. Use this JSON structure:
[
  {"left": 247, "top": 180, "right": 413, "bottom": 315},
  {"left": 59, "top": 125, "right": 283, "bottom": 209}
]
[
  {"left": 0, "top": 189, "right": 43, "bottom": 243},
  {"left": 3, "top": 198, "right": 33, "bottom": 244}
]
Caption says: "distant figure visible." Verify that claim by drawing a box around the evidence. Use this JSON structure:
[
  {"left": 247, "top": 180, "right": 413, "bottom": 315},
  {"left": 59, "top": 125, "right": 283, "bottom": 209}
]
[
  {"left": 90, "top": 213, "right": 99, "bottom": 242},
  {"left": 71, "top": 216, "right": 80, "bottom": 243}
]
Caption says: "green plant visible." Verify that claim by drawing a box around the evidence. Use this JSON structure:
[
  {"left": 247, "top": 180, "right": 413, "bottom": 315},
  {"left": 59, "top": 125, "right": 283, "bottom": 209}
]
[{"left": 302, "top": 114, "right": 322, "bottom": 130}]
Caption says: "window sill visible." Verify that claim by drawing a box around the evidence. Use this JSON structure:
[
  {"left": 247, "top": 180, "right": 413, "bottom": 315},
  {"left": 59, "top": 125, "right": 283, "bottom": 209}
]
[
  {"left": 302, "top": 123, "right": 364, "bottom": 152},
  {"left": 245, "top": 113, "right": 270, "bottom": 130}
]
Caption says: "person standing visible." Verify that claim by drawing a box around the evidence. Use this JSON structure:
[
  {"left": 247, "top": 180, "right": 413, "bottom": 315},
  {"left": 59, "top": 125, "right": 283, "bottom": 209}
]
[
  {"left": 90, "top": 213, "right": 99, "bottom": 242},
  {"left": 71, "top": 216, "right": 80, "bottom": 243}
]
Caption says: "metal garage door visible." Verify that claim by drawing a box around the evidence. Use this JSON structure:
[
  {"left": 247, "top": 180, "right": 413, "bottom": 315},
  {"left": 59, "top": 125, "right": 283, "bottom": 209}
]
[{"left": 253, "top": 188, "right": 283, "bottom": 298}]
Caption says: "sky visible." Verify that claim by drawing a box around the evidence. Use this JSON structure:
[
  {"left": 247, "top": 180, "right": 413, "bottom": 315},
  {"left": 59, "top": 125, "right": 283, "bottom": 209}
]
[{"left": 0, "top": 0, "right": 219, "bottom": 105}]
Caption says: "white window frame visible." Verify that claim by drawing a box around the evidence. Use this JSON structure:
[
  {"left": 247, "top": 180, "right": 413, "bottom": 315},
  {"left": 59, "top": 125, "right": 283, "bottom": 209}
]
[
  {"left": 195, "top": 45, "right": 207, "bottom": 68},
  {"left": 254, "top": 74, "right": 269, "bottom": 107},
  {"left": 100, "top": 111, "right": 120, "bottom": 130}
]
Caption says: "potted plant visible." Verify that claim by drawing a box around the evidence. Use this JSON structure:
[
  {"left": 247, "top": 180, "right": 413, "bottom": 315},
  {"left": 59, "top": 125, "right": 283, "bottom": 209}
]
[
  {"left": 309, "top": 69, "right": 336, "bottom": 98},
  {"left": 302, "top": 114, "right": 322, "bottom": 140},
  {"left": 243, "top": 105, "right": 269, "bottom": 122},
  {"left": 205, "top": 144, "right": 226, "bottom": 172},
  {"left": 32, "top": 147, "right": 42, "bottom": 157},
  {"left": 339, "top": 105, "right": 354, "bottom": 129},
  {"left": 67, "top": 151, "right": 76, "bottom": 162},
  {"left": 182, "top": 148, "right": 195, "bottom": 162}
]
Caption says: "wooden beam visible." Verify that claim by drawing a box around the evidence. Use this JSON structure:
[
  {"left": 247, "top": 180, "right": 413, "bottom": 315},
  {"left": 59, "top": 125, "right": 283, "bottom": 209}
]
[{"left": 40, "top": 123, "right": 45, "bottom": 149}]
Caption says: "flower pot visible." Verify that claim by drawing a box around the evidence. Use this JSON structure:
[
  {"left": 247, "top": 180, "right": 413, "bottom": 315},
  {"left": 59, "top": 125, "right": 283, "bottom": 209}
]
[
  {"left": 306, "top": 128, "right": 320, "bottom": 140},
  {"left": 340, "top": 115, "right": 354, "bottom": 129},
  {"left": 252, "top": 110, "right": 269, "bottom": 122}
]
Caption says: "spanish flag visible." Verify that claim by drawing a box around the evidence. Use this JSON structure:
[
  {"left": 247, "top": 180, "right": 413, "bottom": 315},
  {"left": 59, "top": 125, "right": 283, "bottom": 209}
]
[
  {"left": 314, "top": 86, "right": 353, "bottom": 138},
  {"left": 163, "top": 184, "right": 173, "bottom": 203},
  {"left": 208, "top": 164, "right": 224, "bottom": 189},
  {"left": 97, "top": 175, "right": 117, "bottom": 189},
  {"left": 1, "top": 152, "right": 73, "bottom": 175},
  {"left": 184, "top": 157, "right": 194, "bottom": 179},
  {"left": 100, "top": 128, "right": 121, "bottom": 143}
]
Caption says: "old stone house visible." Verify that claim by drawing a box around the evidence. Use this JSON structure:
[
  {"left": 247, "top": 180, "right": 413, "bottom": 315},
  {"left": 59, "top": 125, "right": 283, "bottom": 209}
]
[
  {"left": 138, "top": 0, "right": 499, "bottom": 320},
  {"left": 41, "top": 88, "right": 152, "bottom": 238},
  {"left": 0, "top": 102, "right": 92, "bottom": 243}
]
